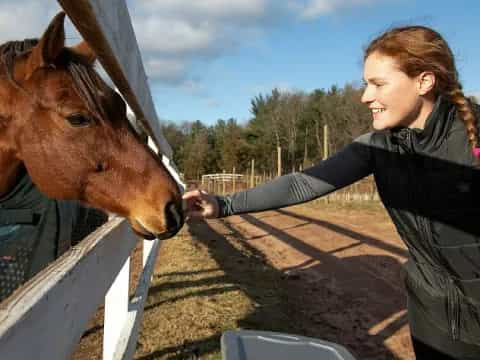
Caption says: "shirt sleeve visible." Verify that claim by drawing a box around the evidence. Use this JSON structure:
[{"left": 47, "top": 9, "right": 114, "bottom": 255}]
[{"left": 216, "top": 132, "right": 374, "bottom": 217}]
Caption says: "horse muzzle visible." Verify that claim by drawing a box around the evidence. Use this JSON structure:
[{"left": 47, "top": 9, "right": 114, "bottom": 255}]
[
  {"left": 164, "top": 201, "right": 184, "bottom": 232},
  {"left": 130, "top": 200, "right": 184, "bottom": 241}
]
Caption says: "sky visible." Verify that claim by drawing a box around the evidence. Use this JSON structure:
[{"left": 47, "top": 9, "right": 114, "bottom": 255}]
[{"left": 0, "top": 0, "right": 479, "bottom": 125}]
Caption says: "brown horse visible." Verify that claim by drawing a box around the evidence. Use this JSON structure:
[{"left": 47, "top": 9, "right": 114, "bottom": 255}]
[{"left": 0, "top": 12, "right": 183, "bottom": 241}]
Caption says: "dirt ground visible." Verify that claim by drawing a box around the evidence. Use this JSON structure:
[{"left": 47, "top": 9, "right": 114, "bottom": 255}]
[
  {"left": 217, "top": 201, "right": 414, "bottom": 359},
  {"left": 72, "top": 201, "right": 415, "bottom": 359}
]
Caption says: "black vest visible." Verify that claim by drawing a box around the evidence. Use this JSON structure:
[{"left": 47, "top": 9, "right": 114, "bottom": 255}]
[
  {"left": 0, "top": 168, "right": 79, "bottom": 301},
  {"left": 370, "top": 96, "right": 480, "bottom": 344}
]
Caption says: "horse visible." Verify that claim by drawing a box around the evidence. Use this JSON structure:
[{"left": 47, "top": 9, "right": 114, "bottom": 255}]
[{"left": 0, "top": 12, "right": 184, "bottom": 298}]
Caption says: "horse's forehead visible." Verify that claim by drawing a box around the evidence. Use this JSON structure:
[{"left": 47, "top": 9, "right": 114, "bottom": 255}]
[
  {"left": 30, "top": 66, "right": 128, "bottom": 128},
  {"left": 37, "top": 70, "right": 84, "bottom": 104}
]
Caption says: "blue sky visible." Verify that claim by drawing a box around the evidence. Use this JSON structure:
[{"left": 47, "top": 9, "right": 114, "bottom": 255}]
[
  {"left": 144, "top": 0, "right": 480, "bottom": 125},
  {"left": 0, "top": 1, "right": 479, "bottom": 126}
]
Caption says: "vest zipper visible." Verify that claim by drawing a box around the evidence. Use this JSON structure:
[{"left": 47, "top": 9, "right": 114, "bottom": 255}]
[{"left": 401, "top": 128, "right": 462, "bottom": 340}]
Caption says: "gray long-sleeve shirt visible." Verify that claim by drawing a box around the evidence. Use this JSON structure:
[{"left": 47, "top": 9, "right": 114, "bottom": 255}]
[{"left": 216, "top": 133, "right": 373, "bottom": 217}]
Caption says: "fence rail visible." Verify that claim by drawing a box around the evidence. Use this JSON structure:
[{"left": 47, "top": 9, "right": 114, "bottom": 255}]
[
  {"left": 202, "top": 174, "right": 244, "bottom": 181},
  {"left": 0, "top": 1, "right": 182, "bottom": 359},
  {"left": 0, "top": 218, "right": 133, "bottom": 360}
]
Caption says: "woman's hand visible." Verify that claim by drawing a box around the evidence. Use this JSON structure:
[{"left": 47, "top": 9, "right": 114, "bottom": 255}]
[{"left": 182, "top": 189, "right": 220, "bottom": 219}]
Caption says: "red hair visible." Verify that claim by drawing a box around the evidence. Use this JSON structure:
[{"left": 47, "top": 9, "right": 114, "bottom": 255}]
[{"left": 365, "top": 26, "right": 478, "bottom": 151}]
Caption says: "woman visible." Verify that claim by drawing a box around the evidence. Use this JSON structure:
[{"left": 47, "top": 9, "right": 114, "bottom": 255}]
[{"left": 183, "top": 26, "right": 480, "bottom": 359}]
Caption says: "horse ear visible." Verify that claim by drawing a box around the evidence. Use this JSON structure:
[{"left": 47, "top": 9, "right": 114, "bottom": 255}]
[
  {"left": 27, "top": 12, "right": 66, "bottom": 75},
  {"left": 71, "top": 41, "right": 97, "bottom": 65}
]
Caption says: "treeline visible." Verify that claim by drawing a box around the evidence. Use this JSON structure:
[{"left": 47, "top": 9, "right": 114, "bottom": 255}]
[{"left": 162, "top": 83, "right": 372, "bottom": 180}]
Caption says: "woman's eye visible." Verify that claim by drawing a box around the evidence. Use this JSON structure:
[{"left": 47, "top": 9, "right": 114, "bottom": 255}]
[{"left": 66, "top": 114, "right": 91, "bottom": 127}]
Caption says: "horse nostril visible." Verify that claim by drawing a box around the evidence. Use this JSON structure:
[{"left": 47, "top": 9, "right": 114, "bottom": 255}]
[{"left": 165, "top": 201, "right": 183, "bottom": 232}]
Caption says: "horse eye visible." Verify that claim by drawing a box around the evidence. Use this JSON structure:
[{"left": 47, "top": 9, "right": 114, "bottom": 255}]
[{"left": 66, "top": 113, "right": 91, "bottom": 127}]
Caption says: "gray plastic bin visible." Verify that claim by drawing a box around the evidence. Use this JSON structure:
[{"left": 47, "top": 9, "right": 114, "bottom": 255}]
[{"left": 221, "top": 330, "right": 356, "bottom": 360}]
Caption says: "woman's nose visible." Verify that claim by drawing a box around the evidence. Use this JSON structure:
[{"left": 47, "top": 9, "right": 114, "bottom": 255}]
[{"left": 361, "top": 86, "right": 374, "bottom": 104}]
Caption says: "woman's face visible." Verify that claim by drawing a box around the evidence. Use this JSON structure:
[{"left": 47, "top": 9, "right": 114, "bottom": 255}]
[{"left": 361, "top": 51, "right": 425, "bottom": 130}]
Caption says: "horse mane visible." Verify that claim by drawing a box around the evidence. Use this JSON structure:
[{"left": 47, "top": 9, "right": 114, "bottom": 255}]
[
  {"left": 0, "top": 39, "right": 39, "bottom": 82},
  {"left": 0, "top": 39, "right": 123, "bottom": 125}
]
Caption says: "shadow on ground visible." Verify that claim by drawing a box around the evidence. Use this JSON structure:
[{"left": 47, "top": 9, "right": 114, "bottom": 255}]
[{"left": 138, "top": 206, "right": 410, "bottom": 359}]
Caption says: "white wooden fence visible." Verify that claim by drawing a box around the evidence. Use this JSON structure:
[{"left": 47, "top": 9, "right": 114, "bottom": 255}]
[
  {"left": 0, "top": 1, "right": 184, "bottom": 359},
  {"left": 202, "top": 174, "right": 245, "bottom": 182}
]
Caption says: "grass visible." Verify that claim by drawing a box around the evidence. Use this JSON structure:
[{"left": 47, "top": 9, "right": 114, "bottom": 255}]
[
  {"left": 306, "top": 198, "right": 388, "bottom": 214},
  {"left": 134, "top": 218, "right": 294, "bottom": 360}
]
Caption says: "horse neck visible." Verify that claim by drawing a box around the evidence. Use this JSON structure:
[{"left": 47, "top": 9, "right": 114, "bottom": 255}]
[{"left": 0, "top": 76, "right": 23, "bottom": 197}]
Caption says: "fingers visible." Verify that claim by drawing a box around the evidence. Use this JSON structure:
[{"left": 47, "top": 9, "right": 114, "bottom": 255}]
[
  {"left": 182, "top": 190, "right": 202, "bottom": 209},
  {"left": 182, "top": 189, "right": 214, "bottom": 219},
  {"left": 182, "top": 189, "right": 204, "bottom": 200},
  {"left": 183, "top": 189, "right": 209, "bottom": 203}
]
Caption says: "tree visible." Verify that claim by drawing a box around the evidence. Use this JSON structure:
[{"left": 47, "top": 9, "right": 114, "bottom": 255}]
[
  {"left": 161, "top": 121, "right": 187, "bottom": 169},
  {"left": 165, "top": 82, "right": 373, "bottom": 180},
  {"left": 181, "top": 121, "right": 211, "bottom": 179},
  {"left": 212, "top": 118, "right": 246, "bottom": 172}
]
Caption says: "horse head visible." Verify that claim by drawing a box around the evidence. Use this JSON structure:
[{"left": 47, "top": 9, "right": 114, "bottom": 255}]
[{"left": 0, "top": 12, "right": 183, "bottom": 240}]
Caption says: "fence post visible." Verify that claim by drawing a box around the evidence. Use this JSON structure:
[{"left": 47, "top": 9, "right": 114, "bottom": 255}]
[
  {"left": 323, "top": 124, "right": 329, "bottom": 160},
  {"left": 250, "top": 159, "right": 255, "bottom": 188},
  {"left": 103, "top": 257, "right": 130, "bottom": 360},
  {"left": 222, "top": 169, "right": 226, "bottom": 195},
  {"left": 233, "top": 167, "right": 236, "bottom": 193},
  {"left": 277, "top": 146, "right": 282, "bottom": 177},
  {"left": 323, "top": 125, "right": 330, "bottom": 203}
]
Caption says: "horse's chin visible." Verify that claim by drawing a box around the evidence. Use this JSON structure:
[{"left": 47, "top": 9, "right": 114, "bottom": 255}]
[
  {"left": 130, "top": 219, "right": 157, "bottom": 240},
  {"left": 130, "top": 217, "right": 182, "bottom": 240}
]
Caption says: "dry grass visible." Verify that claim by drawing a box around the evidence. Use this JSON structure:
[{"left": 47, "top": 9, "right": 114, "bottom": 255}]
[
  {"left": 134, "top": 219, "right": 293, "bottom": 360},
  {"left": 306, "top": 199, "right": 387, "bottom": 213}
]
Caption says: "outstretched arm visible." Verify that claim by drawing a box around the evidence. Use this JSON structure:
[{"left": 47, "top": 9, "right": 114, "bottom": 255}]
[{"left": 183, "top": 133, "right": 374, "bottom": 219}]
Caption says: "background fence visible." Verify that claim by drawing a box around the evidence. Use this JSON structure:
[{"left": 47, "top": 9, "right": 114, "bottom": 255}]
[{"left": 191, "top": 173, "right": 379, "bottom": 203}]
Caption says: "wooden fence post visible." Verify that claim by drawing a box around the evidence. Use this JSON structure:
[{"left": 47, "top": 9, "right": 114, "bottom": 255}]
[
  {"left": 323, "top": 125, "right": 330, "bottom": 203},
  {"left": 222, "top": 169, "right": 226, "bottom": 195},
  {"left": 233, "top": 167, "right": 236, "bottom": 193},
  {"left": 277, "top": 146, "right": 282, "bottom": 177},
  {"left": 323, "top": 124, "right": 329, "bottom": 160},
  {"left": 251, "top": 159, "right": 255, "bottom": 188},
  {"left": 103, "top": 257, "right": 129, "bottom": 360}
]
